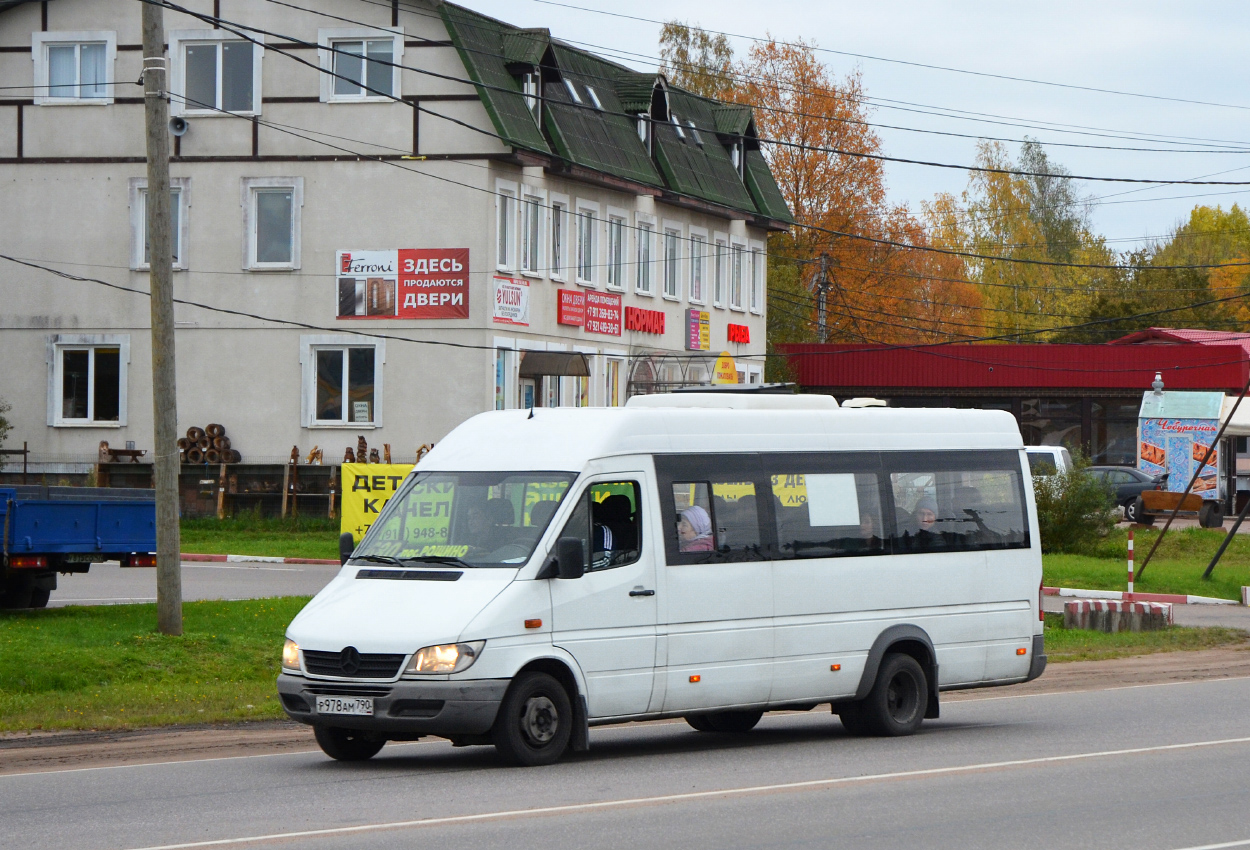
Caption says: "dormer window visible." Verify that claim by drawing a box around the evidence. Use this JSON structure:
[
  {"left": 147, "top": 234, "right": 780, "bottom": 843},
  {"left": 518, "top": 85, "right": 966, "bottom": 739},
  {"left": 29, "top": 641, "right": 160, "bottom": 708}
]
[
  {"left": 637, "top": 113, "right": 651, "bottom": 154},
  {"left": 671, "top": 114, "right": 686, "bottom": 141},
  {"left": 563, "top": 78, "right": 583, "bottom": 104},
  {"left": 687, "top": 120, "right": 703, "bottom": 147},
  {"left": 731, "top": 141, "right": 744, "bottom": 178},
  {"left": 586, "top": 86, "right": 603, "bottom": 110},
  {"left": 522, "top": 70, "right": 540, "bottom": 120}
]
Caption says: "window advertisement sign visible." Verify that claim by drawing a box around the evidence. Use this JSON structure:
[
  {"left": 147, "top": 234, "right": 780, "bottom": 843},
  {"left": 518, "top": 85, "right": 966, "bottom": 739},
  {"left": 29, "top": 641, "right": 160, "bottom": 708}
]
[
  {"left": 686, "top": 308, "right": 710, "bottom": 351},
  {"left": 584, "top": 291, "right": 622, "bottom": 336},
  {"left": 493, "top": 275, "right": 531, "bottom": 326},
  {"left": 337, "top": 249, "right": 469, "bottom": 319},
  {"left": 1139, "top": 418, "right": 1220, "bottom": 494},
  {"left": 557, "top": 289, "right": 587, "bottom": 326}
]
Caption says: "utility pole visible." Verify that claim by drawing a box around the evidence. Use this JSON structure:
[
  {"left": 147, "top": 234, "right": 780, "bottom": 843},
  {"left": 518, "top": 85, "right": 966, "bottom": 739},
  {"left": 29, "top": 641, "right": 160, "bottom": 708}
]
[
  {"left": 142, "top": 0, "right": 182, "bottom": 635},
  {"left": 816, "top": 252, "right": 830, "bottom": 343}
]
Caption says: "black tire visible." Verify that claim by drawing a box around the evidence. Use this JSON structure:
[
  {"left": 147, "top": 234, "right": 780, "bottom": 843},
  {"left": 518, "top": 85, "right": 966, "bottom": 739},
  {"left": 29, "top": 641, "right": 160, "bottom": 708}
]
[
  {"left": 313, "top": 725, "right": 386, "bottom": 761},
  {"left": 29, "top": 587, "right": 50, "bottom": 609},
  {"left": 861, "top": 653, "right": 927, "bottom": 737},
  {"left": 834, "top": 702, "right": 873, "bottom": 736},
  {"left": 1199, "top": 502, "right": 1226, "bottom": 528},
  {"left": 685, "top": 714, "right": 715, "bottom": 732},
  {"left": 492, "top": 672, "right": 573, "bottom": 766},
  {"left": 1128, "top": 497, "right": 1155, "bottom": 526},
  {"left": 703, "top": 709, "right": 763, "bottom": 733},
  {"left": 0, "top": 576, "right": 34, "bottom": 610}
]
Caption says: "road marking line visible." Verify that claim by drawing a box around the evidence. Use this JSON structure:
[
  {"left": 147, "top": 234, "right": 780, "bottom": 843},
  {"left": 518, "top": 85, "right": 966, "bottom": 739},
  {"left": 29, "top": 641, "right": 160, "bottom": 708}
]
[
  {"left": 117, "top": 735, "right": 1250, "bottom": 850},
  {"left": 1171, "top": 840, "right": 1250, "bottom": 850},
  {"left": 952, "top": 675, "right": 1250, "bottom": 702}
]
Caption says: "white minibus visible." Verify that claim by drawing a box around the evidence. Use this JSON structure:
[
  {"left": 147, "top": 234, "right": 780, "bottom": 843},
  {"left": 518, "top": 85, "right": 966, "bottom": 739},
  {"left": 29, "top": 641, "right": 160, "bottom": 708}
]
[{"left": 277, "top": 396, "right": 1046, "bottom": 766}]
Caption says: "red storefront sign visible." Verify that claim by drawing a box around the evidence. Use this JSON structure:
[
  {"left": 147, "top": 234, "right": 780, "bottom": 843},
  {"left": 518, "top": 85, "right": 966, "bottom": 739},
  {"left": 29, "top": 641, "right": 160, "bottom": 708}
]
[
  {"left": 397, "top": 248, "right": 469, "bottom": 319},
  {"left": 625, "top": 306, "right": 665, "bottom": 335},
  {"left": 557, "top": 289, "right": 587, "bottom": 326},
  {"left": 584, "top": 291, "right": 622, "bottom": 336},
  {"left": 727, "top": 323, "right": 751, "bottom": 344}
]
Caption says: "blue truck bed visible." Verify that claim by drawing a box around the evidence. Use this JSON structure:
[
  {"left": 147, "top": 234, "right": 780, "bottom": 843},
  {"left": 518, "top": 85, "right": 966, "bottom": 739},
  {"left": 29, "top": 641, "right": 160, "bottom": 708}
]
[{"left": 1, "top": 486, "right": 157, "bottom": 609}]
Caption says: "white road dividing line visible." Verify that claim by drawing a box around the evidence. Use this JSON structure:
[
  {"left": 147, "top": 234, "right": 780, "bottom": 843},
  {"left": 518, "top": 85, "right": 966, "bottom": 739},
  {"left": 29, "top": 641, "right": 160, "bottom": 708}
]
[
  {"left": 953, "top": 674, "right": 1250, "bottom": 702},
  {"left": 1171, "top": 840, "right": 1250, "bottom": 850},
  {"left": 119, "top": 735, "right": 1250, "bottom": 850}
]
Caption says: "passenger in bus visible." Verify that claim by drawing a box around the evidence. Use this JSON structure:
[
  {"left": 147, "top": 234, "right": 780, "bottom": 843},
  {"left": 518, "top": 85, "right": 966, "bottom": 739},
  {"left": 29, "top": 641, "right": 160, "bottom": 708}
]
[{"left": 677, "top": 505, "right": 715, "bottom": 552}]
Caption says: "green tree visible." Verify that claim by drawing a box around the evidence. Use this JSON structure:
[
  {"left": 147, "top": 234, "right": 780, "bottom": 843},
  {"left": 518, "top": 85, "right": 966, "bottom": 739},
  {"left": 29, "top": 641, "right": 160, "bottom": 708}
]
[
  {"left": 658, "top": 21, "right": 735, "bottom": 99},
  {"left": 0, "top": 396, "right": 10, "bottom": 449}
]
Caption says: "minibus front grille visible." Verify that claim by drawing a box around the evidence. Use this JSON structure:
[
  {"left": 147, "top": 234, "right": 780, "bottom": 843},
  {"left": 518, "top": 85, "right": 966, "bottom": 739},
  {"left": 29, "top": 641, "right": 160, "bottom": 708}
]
[
  {"left": 303, "top": 684, "right": 392, "bottom": 697},
  {"left": 355, "top": 569, "right": 463, "bottom": 581},
  {"left": 302, "top": 650, "right": 406, "bottom": 679}
]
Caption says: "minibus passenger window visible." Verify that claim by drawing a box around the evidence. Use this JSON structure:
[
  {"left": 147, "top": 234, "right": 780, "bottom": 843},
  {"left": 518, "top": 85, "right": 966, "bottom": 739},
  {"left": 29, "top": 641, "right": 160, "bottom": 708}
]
[
  {"left": 889, "top": 468, "right": 1027, "bottom": 552},
  {"left": 672, "top": 483, "right": 715, "bottom": 553},
  {"left": 770, "top": 472, "right": 885, "bottom": 559}
]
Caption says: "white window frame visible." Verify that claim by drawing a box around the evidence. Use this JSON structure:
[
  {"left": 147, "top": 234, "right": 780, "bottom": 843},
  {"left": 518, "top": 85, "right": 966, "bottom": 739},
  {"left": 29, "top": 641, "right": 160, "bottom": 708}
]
[
  {"left": 688, "top": 226, "right": 708, "bottom": 305},
  {"left": 563, "top": 78, "right": 583, "bottom": 104},
  {"left": 749, "top": 240, "right": 765, "bottom": 314},
  {"left": 520, "top": 187, "right": 546, "bottom": 277},
  {"left": 729, "top": 240, "right": 747, "bottom": 311},
  {"left": 575, "top": 200, "right": 600, "bottom": 287},
  {"left": 521, "top": 71, "right": 541, "bottom": 120},
  {"left": 586, "top": 86, "right": 603, "bottom": 111},
  {"left": 712, "top": 232, "right": 729, "bottom": 308},
  {"left": 129, "top": 177, "right": 190, "bottom": 271},
  {"left": 300, "top": 335, "right": 386, "bottom": 428},
  {"left": 605, "top": 206, "right": 628, "bottom": 291},
  {"left": 661, "top": 221, "right": 683, "bottom": 301},
  {"left": 32, "top": 31, "right": 116, "bottom": 105},
  {"left": 46, "top": 334, "right": 130, "bottom": 427},
  {"left": 241, "top": 177, "right": 303, "bottom": 271},
  {"left": 318, "top": 27, "right": 403, "bottom": 103},
  {"left": 495, "top": 179, "right": 519, "bottom": 273},
  {"left": 635, "top": 212, "right": 657, "bottom": 296},
  {"left": 169, "top": 29, "right": 265, "bottom": 117},
  {"left": 549, "top": 192, "right": 569, "bottom": 282}
]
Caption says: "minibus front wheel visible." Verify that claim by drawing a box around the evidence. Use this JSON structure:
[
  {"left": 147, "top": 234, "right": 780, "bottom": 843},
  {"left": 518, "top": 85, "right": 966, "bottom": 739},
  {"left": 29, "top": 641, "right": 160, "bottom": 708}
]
[
  {"left": 492, "top": 671, "right": 573, "bottom": 766},
  {"left": 313, "top": 725, "right": 387, "bottom": 761}
]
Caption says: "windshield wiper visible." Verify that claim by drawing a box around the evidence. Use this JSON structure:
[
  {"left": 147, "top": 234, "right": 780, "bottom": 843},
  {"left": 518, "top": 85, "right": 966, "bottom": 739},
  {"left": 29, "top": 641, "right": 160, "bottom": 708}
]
[
  {"left": 399, "top": 555, "right": 475, "bottom": 568},
  {"left": 351, "top": 554, "right": 404, "bottom": 566}
]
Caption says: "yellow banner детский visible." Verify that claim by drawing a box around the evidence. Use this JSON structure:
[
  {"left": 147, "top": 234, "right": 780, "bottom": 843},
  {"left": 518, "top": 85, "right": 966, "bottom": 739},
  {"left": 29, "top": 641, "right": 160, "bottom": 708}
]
[{"left": 340, "top": 463, "right": 414, "bottom": 540}]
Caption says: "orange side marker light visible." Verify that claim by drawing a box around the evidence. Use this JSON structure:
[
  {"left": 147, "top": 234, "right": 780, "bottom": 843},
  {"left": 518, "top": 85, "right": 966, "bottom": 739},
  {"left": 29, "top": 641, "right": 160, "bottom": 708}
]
[
  {"left": 689, "top": 675, "right": 701, "bottom": 683},
  {"left": 1017, "top": 647, "right": 1028, "bottom": 655},
  {"left": 524, "top": 619, "right": 542, "bottom": 629},
  {"left": 830, "top": 664, "right": 841, "bottom": 671}
]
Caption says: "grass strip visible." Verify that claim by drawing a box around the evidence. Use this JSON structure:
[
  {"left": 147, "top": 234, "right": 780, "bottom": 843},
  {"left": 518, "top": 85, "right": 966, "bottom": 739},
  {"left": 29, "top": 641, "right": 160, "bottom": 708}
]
[
  {"left": 0, "top": 597, "right": 309, "bottom": 733},
  {"left": 180, "top": 514, "right": 339, "bottom": 561},
  {"left": 1043, "top": 613, "right": 1249, "bottom": 663}
]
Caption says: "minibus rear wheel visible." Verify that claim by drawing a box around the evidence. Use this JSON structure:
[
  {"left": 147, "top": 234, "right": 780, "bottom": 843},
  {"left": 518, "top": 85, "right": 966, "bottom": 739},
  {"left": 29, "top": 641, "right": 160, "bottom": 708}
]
[
  {"left": 835, "top": 702, "right": 873, "bottom": 737},
  {"left": 862, "top": 653, "right": 927, "bottom": 736},
  {"left": 313, "top": 725, "right": 386, "bottom": 761},
  {"left": 492, "top": 671, "right": 573, "bottom": 766},
  {"left": 702, "top": 710, "right": 763, "bottom": 733}
]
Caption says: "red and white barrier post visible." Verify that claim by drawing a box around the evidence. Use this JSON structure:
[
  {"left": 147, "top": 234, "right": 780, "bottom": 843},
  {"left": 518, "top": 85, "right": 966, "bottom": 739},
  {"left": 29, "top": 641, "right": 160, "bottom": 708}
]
[{"left": 1127, "top": 529, "right": 1135, "bottom": 595}]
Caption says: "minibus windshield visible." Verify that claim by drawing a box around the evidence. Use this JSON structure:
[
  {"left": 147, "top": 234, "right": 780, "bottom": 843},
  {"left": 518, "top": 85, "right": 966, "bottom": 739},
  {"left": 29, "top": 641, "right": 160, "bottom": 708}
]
[{"left": 352, "top": 471, "right": 575, "bottom": 568}]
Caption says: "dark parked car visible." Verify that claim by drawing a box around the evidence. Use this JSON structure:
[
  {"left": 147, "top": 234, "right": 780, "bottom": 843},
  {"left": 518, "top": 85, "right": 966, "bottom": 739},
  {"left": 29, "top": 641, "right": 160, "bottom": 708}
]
[{"left": 1085, "top": 466, "right": 1165, "bottom": 524}]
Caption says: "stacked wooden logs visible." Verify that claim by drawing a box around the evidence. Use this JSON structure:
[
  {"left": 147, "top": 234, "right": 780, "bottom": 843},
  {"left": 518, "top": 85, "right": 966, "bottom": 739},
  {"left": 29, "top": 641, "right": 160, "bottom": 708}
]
[{"left": 178, "top": 423, "right": 242, "bottom": 464}]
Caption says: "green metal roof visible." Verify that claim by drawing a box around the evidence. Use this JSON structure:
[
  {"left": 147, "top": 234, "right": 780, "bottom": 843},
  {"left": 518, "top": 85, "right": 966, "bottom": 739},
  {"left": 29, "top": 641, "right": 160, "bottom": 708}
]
[
  {"left": 438, "top": 2, "right": 791, "bottom": 224},
  {"left": 652, "top": 89, "right": 755, "bottom": 211},
  {"left": 438, "top": 4, "right": 551, "bottom": 154},
  {"left": 500, "top": 28, "right": 550, "bottom": 68}
]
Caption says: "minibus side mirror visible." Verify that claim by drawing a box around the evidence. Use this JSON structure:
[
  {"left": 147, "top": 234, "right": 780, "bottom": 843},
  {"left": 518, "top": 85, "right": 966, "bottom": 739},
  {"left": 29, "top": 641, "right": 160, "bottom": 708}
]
[
  {"left": 556, "top": 537, "right": 585, "bottom": 580},
  {"left": 339, "top": 532, "right": 355, "bottom": 566}
]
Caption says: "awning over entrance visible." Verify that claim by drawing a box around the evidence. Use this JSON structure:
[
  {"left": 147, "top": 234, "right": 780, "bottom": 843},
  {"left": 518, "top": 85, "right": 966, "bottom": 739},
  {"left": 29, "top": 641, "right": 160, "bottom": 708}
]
[
  {"left": 1222, "top": 395, "right": 1250, "bottom": 437},
  {"left": 518, "top": 351, "right": 590, "bottom": 378}
]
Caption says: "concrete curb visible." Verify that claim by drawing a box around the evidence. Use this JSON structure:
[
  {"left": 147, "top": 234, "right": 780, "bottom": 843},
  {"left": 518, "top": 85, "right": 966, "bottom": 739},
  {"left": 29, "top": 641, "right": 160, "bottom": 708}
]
[
  {"left": 1043, "top": 586, "right": 1237, "bottom": 606},
  {"left": 182, "top": 553, "right": 339, "bottom": 566}
]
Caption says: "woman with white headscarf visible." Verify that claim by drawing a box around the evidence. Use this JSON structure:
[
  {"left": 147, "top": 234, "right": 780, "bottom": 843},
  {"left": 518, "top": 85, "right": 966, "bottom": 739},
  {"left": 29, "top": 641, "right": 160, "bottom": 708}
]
[{"left": 677, "top": 505, "right": 715, "bottom": 552}]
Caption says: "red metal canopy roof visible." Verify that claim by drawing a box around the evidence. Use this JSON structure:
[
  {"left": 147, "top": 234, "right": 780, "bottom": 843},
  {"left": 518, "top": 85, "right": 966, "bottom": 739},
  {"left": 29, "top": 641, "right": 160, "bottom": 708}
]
[{"left": 777, "top": 340, "right": 1249, "bottom": 393}]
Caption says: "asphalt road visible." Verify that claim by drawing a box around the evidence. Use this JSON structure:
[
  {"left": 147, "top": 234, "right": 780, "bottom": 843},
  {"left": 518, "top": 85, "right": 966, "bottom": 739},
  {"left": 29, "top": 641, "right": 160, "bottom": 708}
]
[
  {"left": 47, "top": 561, "right": 342, "bottom": 607},
  {"left": 5, "top": 674, "right": 1250, "bottom": 850}
]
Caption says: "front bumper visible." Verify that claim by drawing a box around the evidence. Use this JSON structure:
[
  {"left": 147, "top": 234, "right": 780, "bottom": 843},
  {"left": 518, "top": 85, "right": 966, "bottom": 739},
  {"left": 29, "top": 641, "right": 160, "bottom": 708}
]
[{"left": 276, "top": 673, "right": 509, "bottom": 736}]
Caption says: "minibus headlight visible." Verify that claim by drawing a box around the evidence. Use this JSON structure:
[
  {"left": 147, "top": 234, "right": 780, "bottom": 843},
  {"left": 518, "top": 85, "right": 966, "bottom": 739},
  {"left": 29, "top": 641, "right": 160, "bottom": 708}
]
[
  {"left": 282, "top": 639, "right": 301, "bottom": 672},
  {"left": 405, "top": 641, "right": 485, "bottom": 675}
]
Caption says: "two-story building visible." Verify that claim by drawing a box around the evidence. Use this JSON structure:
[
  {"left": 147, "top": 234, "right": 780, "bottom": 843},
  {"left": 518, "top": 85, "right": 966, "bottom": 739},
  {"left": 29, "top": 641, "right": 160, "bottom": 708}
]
[{"left": 0, "top": 0, "right": 791, "bottom": 470}]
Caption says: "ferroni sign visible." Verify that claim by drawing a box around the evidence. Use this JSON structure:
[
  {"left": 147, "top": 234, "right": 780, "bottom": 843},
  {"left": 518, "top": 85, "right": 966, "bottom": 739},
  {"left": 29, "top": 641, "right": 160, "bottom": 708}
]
[{"left": 337, "top": 249, "right": 470, "bottom": 320}]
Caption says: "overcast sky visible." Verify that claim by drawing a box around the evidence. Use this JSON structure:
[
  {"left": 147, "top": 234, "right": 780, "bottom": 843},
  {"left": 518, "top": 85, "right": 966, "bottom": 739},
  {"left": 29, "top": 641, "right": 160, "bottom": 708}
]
[{"left": 461, "top": 0, "right": 1250, "bottom": 253}]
